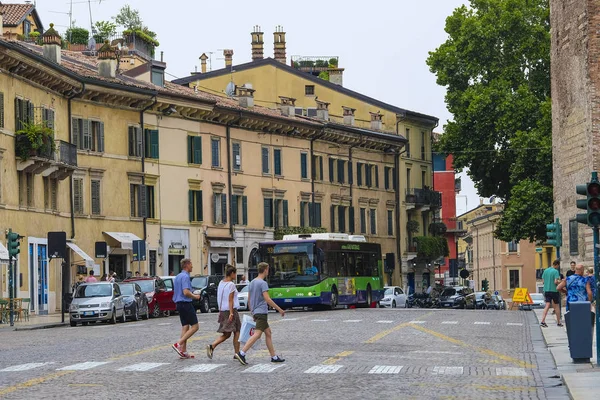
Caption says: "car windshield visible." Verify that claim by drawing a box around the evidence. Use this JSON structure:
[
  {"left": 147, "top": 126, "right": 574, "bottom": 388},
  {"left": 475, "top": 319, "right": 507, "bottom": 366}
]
[
  {"left": 118, "top": 284, "right": 135, "bottom": 295},
  {"left": 128, "top": 280, "right": 154, "bottom": 293},
  {"left": 191, "top": 277, "right": 208, "bottom": 289},
  {"left": 384, "top": 288, "right": 394, "bottom": 295},
  {"left": 75, "top": 284, "right": 112, "bottom": 298},
  {"left": 531, "top": 293, "right": 544, "bottom": 301},
  {"left": 441, "top": 288, "right": 456, "bottom": 297},
  {"left": 240, "top": 286, "right": 249, "bottom": 293}
]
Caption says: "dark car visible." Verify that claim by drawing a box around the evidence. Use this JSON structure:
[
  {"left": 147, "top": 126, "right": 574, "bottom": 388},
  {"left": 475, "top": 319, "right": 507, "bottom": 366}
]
[
  {"left": 123, "top": 277, "right": 176, "bottom": 318},
  {"left": 191, "top": 275, "right": 222, "bottom": 313},
  {"left": 118, "top": 283, "right": 150, "bottom": 321},
  {"left": 486, "top": 294, "right": 507, "bottom": 310},
  {"left": 465, "top": 292, "right": 488, "bottom": 309},
  {"left": 439, "top": 287, "right": 468, "bottom": 309}
]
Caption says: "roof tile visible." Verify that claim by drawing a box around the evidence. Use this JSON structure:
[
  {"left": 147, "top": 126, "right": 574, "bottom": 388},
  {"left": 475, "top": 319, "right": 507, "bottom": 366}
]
[{"left": 1, "top": 3, "right": 34, "bottom": 26}]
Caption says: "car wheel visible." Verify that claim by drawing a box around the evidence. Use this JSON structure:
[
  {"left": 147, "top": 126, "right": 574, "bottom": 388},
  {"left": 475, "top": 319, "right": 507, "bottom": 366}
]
[
  {"left": 200, "top": 297, "right": 210, "bottom": 313},
  {"left": 392, "top": 300, "right": 396, "bottom": 308},
  {"left": 142, "top": 304, "right": 149, "bottom": 320},
  {"left": 152, "top": 303, "right": 161, "bottom": 318},
  {"left": 132, "top": 305, "right": 139, "bottom": 321},
  {"left": 70, "top": 321, "right": 77, "bottom": 327},
  {"left": 119, "top": 309, "right": 127, "bottom": 323},
  {"left": 109, "top": 310, "right": 116, "bottom": 324}
]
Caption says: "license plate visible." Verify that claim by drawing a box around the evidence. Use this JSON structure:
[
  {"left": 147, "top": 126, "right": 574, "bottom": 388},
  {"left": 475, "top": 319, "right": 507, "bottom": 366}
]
[
  {"left": 284, "top": 299, "right": 292, "bottom": 303},
  {"left": 444, "top": 304, "right": 451, "bottom": 307},
  {"left": 83, "top": 311, "right": 94, "bottom": 316}
]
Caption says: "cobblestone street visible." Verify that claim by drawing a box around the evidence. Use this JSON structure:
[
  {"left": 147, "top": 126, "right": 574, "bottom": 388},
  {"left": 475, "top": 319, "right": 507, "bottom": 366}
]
[{"left": 0, "top": 308, "right": 569, "bottom": 399}]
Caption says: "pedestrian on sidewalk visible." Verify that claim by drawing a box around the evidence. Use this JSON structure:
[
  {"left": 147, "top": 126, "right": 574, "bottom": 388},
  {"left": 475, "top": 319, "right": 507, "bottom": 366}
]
[
  {"left": 540, "top": 259, "right": 563, "bottom": 328},
  {"left": 84, "top": 270, "right": 97, "bottom": 283},
  {"left": 239, "top": 275, "right": 249, "bottom": 284},
  {"left": 234, "top": 262, "right": 285, "bottom": 366},
  {"left": 566, "top": 261, "right": 576, "bottom": 278},
  {"left": 172, "top": 258, "right": 201, "bottom": 359},
  {"left": 206, "top": 264, "right": 241, "bottom": 360},
  {"left": 558, "top": 264, "right": 592, "bottom": 307}
]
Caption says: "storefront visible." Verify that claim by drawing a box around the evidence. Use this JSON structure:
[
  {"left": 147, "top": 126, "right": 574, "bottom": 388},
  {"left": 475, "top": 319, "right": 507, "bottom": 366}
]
[
  {"left": 162, "top": 228, "right": 190, "bottom": 276},
  {"left": 102, "top": 232, "right": 144, "bottom": 279}
]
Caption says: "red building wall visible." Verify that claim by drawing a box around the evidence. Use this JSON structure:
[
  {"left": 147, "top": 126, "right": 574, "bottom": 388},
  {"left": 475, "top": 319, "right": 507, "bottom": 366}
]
[{"left": 433, "top": 154, "right": 457, "bottom": 277}]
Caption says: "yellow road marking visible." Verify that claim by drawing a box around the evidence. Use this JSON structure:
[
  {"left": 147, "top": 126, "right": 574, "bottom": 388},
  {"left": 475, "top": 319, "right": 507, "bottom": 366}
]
[
  {"left": 409, "top": 324, "right": 536, "bottom": 369},
  {"left": 68, "top": 384, "right": 103, "bottom": 387},
  {"left": 0, "top": 371, "right": 73, "bottom": 397},
  {"left": 323, "top": 350, "right": 354, "bottom": 365},
  {"left": 364, "top": 322, "right": 412, "bottom": 343}
]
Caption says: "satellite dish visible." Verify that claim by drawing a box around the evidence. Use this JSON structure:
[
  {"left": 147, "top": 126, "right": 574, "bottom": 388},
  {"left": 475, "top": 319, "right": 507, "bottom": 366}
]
[{"left": 225, "top": 81, "right": 235, "bottom": 97}]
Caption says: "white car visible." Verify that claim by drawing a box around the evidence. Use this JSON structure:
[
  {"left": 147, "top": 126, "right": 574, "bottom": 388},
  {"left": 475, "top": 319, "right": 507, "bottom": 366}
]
[
  {"left": 379, "top": 286, "right": 407, "bottom": 308},
  {"left": 238, "top": 285, "right": 249, "bottom": 311},
  {"left": 520, "top": 292, "right": 545, "bottom": 310},
  {"left": 69, "top": 282, "right": 126, "bottom": 326}
]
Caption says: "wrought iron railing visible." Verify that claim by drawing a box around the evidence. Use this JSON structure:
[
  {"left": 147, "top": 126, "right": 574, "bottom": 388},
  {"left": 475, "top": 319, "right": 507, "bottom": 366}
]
[
  {"left": 55, "top": 140, "right": 77, "bottom": 167},
  {"left": 405, "top": 188, "right": 442, "bottom": 208},
  {"left": 66, "top": 31, "right": 156, "bottom": 60}
]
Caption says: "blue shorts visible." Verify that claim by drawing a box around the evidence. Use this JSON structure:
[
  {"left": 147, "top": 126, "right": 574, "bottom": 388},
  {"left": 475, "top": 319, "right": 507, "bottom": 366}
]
[{"left": 176, "top": 302, "right": 198, "bottom": 326}]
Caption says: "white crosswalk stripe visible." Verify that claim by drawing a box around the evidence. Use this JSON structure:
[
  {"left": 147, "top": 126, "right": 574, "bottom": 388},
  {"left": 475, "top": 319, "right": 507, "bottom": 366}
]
[
  {"left": 118, "top": 363, "right": 168, "bottom": 371},
  {"left": 432, "top": 366, "right": 463, "bottom": 375},
  {"left": 243, "top": 364, "right": 284, "bottom": 373},
  {"left": 376, "top": 320, "right": 394, "bottom": 324},
  {"left": 58, "top": 362, "right": 109, "bottom": 371},
  {"left": 180, "top": 364, "right": 225, "bottom": 372},
  {"left": 409, "top": 321, "right": 426, "bottom": 324},
  {"left": 506, "top": 323, "right": 523, "bottom": 326},
  {"left": 157, "top": 323, "right": 172, "bottom": 326},
  {"left": 1, "top": 362, "right": 53, "bottom": 372},
  {"left": 312, "top": 319, "right": 330, "bottom": 322},
  {"left": 441, "top": 321, "right": 458, "bottom": 325},
  {"left": 474, "top": 322, "right": 491, "bottom": 325},
  {"left": 344, "top": 320, "right": 362, "bottom": 323},
  {"left": 305, "top": 365, "right": 343, "bottom": 374},
  {"left": 368, "top": 365, "right": 403, "bottom": 374},
  {"left": 280, "top": 318, "right": 299, "bottom": 321},
  {"left": 496, "top": 367, "right": 528, "bottom": 377}
]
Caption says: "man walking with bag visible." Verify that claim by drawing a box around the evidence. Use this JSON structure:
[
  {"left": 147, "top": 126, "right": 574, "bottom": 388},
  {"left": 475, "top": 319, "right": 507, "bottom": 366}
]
[
  {"left": 235, "top": 262, "right": 285, "bottom": 365},
  {"left": 172, "top": 259, "right": 201, "bottom": 359}
]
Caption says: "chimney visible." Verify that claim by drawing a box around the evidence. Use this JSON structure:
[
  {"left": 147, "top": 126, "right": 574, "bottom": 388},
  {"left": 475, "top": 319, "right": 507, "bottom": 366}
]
[
  {"left": 273, "top": 25, "right": 286, "bottom": 64},
  {"left": 41, "top": 23, "right": 62, "bottom": 64},
  {"left": 97, "top": 40, "right": 117, "bottom": 79},
  {"left": 251, "top": 26, "right": 264, "bottom": 61},
  {"left": 223, "top": 49, "right": 233, "bottom": 68},
  {"left": 328, "top": 68, "right": 344, "bottom": 86},
  {"left": 343, "top": 106, "right": 356, "bottom": 126},
  {"left": 236, "top": 84, "right": 255, "bottom": 108},
  {"left": 199, "top": 53, "right": 208, "bottom": 73},
  {"left": 370, "top": 111, "right": 383, "bottom": 130},
  {"left": 316, "top": 98, "right": 330, "bottom": 121},
  {"left": 279, "top": 96, "right": 297, "bottom": 117}
]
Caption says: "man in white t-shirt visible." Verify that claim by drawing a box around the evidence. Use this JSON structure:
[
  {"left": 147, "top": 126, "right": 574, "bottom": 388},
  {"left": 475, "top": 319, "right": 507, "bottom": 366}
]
[{"left": 206, "top": 264, "right": 241, "bottom": 359}]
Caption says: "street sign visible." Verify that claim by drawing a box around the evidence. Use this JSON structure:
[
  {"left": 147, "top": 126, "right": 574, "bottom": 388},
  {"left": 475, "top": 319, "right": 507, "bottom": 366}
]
[
  {"left": 132, "top": 240, "right": 146, "bottom": 262},
  {"left": 494, "top": 290, "right": 499, "bottom": 296},
  {"left": 535, "top": 247, "right": 543, "bottom": 253},
  {"left": 512, "top": 288, "right": 532, "bottom": 303},
  {"left": 459, "top": 269, "right": 470, "bottom": 279}
]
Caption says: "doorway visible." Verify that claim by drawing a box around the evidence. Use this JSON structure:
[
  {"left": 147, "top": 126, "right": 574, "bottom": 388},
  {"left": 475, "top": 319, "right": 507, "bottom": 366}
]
[
  {"left": 29, "top": 243, "right": 48, "bottom": 315},
  {"left": 211, "top": 260, "right": 225, "bottom": 276},
  {"left": 108, "top": 254, "right": 127, "bottom": 280},
  {"left": 168, "top": 254, "right": 183, "bottom": 276}
]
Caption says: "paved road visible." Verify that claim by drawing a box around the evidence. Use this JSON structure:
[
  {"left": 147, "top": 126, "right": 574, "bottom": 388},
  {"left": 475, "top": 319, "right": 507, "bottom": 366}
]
[{"left": 0, "top": 308, "right": 568, "bottom": 399}]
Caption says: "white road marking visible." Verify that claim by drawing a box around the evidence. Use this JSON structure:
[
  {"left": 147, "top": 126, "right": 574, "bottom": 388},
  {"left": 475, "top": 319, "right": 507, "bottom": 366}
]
[
  {"left": 432, "top": 366, "right": 463, "bottom": 375},
  {"left": 368, "top": 365, "right": 403, "bottom": 374},
  {"left": 507, "top": 323, "right": 523, "bottom": 326},
  {"left": 1, "top": 362, "right": 54, "bottom": 372},
  {"left": 304, "top": 365, "right": 343, "bottom": 374},
  {"left": 118, "top": 362, "right": 168, "bottom": 371},
  {"left": 474, "top": 322, "right": 491, "bottom": 325},
  {"left": 180, "top": 364, "right": 225, "bottom": 372},
  {"left": 441, "top": 321, "right": 458, "bottom": 325},
  {"left": 413, "top": 351, "right": 462, "bottom": 355},
  {"left": 409, "top": 321, "right": 426, "bottom": 324},
  {"left": 496, "top": 367, "right": 528, "bottom": 377},
  {"left": 376, "top": 320, "right": 394, "bottom": 324},
  {"left": 157, "top": 323, "right": 172, "bottom": 326},
  {"left": 121, "top": 323, "right": 147, "bottom": 328},
  {"left": 344, "top": 320, "right": 362, "bottom": 323},
  {"left": 58, "top": 362, "right": 109, "bottom": 371},
  {"left": 280, "top": 318, "right": 299, "bottom": 321},
  {"left": 243, "top": 364, "right": 284, "bottom": 373},
  {"left": 311, "top": 319, "right": 330, "bottom": 322}
]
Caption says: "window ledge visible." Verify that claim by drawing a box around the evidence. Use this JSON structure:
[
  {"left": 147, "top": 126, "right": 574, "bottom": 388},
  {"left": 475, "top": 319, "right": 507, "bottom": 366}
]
[
  {"left": 130, "top": 217, "right": 143, "bottom": 222},
  {"left": 211, "top": 166, "right": 224, "bottom": 171},
  {"left": 74, "top": 214, "right": 88, "bottom": 219},
  {"left": 301, "top": 178, "right": 310, "bottom": 182},
  {"left": 146, "top": 218, "right": 159, "bottom": 223},
  {"left": 233, "top": 169, "right": 243, "bottom": 174},
  {"left": 128, "top": 156, "right": 142, "bottom": 161},
  {"left": 262, "top": 173, "right": 272, "bottom": 177},
  {"left": 190, "top": 221, "right": 203, "bottom": 225},
  {"left": 187, "top": 163, "right": 202, "bottom": 167},
  {"left": 91, "top": 215, "right": 105, "bottom": 219},
  {"left": 275, "top": 175, "right": 285, "bottom": 179}
]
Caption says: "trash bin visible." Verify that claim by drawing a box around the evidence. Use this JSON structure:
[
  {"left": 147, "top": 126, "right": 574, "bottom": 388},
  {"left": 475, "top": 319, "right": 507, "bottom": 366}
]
[{"left": 565, "top": 301, "right": 593, "bottom": 362}]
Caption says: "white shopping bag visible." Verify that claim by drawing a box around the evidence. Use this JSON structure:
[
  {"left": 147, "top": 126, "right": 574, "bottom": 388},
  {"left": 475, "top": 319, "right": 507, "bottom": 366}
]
[{"left": 239, "top": 314, "right": 261, "bottom": 350}]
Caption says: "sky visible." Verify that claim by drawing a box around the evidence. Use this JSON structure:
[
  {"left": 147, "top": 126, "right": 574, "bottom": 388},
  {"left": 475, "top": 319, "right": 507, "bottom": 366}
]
[{"left": 32, "top": 0, "right": 481, "bottom": 214}]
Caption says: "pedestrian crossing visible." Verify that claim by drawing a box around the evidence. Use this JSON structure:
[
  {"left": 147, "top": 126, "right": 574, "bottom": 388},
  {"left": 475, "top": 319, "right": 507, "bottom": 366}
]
[{"left": 0, "top": 361, "right": 531, "bottom": 377}]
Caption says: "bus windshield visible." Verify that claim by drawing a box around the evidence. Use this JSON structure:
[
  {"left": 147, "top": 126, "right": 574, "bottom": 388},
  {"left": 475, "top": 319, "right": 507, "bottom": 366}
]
[{"left": 262, "top": 243, "right": 318, "bottom": 287}]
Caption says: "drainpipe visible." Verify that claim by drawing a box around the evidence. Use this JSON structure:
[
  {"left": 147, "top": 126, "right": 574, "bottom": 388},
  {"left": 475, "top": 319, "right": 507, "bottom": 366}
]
[
  {"left": 395, "top": 118, "right": 409, "bottom": 287},
  {"left": 226, "top": 123, "right": 234, "bottom": 238},
  {"left": 67, "top": 83, "right": 86, "bottom": 239},
  {"left": 140, "top": 95, "right": 158, "bottom": 245},
  {"left": 310, "top": 128, "right": 326, "bottom": 225}
]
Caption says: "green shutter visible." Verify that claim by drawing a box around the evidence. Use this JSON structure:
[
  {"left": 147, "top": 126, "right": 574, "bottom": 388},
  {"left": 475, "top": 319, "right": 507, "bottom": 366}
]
[
  {"left": 222, "top": 194, "right": 227, "bottom": 224},
  {"left": 308, "top": 202, "right": 314, "bottom": 227},
  {"left": 329, "top": 158, "right": 335, "bottom": 182},
  {"left": 232, "top": 195, "right": 239, "bottom": 225},
  {"left": 262, "top": 147, "right": 269, "bottom": 174},
  {"left": 72, "top": 117, "right": 79, "bottom": 148},
  {"left": 274, "top": 149, "right": 282, "bottom": 175},
  {"left": 274, "top": 199, "right": 280, "bottom": 228},
  {"left": 349, "top": 206, "right": 355, "bottom": 233},
  {"left": 384, "top": 167, "right": 390, "bottom": 190},
  {"left": 283, "top": 199, "right": 288, "bottom": 227},
  {"left": 213, "top": 194, "right": 218, "bottom": 224},
  {"left": 196, "top": 191, "right": 203, "bottom": 221},
  {"left": 315, "top": 203, "right": 322, "bottom": 227},
  {"left": 357, "top": 163, "right": 363, "bottom": 186},
  {"left": 319, "top": 156, "right": 323, "bottom": 181},
  {"left": 337, "top": 159, "right": 344, "bottom": 183},
  {"left": 194, "top": 136, "right": 202, "bottom": 164},
  {"left": 330, "top": 205, "right": 336, "bottom": 232},
  {"left": 300, "top": 201, "right": 305, "bottom": 227},
  {"left": 338, "top": 206, "right": 346, "bottom": 232},
  {"left": 98, "top": 122, "right": 105, "bottom": 152},
  {"left": 189, "top": 191, "right": 195, "bottom": 221},
  {"left": 264, "top": 198, "right": 272, "bottom": 227},
  {"left": 187, "top": 136, "right": 193, "bottom": 163},
  {"left": 301, "top": 153, "right": 307, "bottom": 179},
  {"left": 242, "top": 196, "right": 248, "bottom": 225},
  {"left": 375, "top": 165, "right": 379, "bottom": 188},
  {"left": 145, "top": 129, "right": 159, "bottom": 159},
  {"left": 348, "top": 162, "right": 353, "bottom": 185}
]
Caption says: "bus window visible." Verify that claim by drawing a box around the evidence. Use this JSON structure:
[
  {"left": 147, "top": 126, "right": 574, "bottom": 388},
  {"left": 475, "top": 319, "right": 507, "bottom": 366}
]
[
  {"left": 346, "top": 253, "right": 356, "bottom": 276},
  {"left": 355, "top": 254, "right": 365, "bottom": 276}
]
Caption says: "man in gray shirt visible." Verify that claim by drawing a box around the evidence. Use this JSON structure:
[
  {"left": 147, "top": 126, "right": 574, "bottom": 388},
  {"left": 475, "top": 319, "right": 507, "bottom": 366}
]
[{"left": 235, "top": 262, "right": 285, "bottom": 365}]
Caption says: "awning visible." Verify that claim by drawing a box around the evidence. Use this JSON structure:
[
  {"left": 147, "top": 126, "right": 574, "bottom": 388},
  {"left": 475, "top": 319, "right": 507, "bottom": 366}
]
[
  {"left": 67, "top": 242, "right": 94, "bottom": 268},
  {"left": 0, "top": 242, "right": 9, "bottom": 263},
  {"left": 103, "top": 232, "right": 142, "bottom": 250}
]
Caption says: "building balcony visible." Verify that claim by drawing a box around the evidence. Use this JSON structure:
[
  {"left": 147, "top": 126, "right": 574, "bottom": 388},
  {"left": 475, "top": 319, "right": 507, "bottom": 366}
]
[
  {"left": 442, "top": 217, "right": 467, "bottom": 234},
  {"left": 16, "top": 139, "right": 77, "bottom": 180},
  {"left": 66, "top": 31, "right": 156, "bottom": 60},
  {"left": 291, "top": 56, "right": 339, "bottom": 76},
  {"left": 405, "top": 188, "right": 442, "bottom": 210},
  {"left": 405, "top": 237, "right": 418, "bottom": 255}
]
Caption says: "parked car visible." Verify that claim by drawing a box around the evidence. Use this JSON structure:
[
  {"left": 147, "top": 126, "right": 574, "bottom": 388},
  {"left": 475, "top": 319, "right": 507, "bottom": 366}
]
[
  {"left": 236, "top": 283, "right": 248, "bottom": 292},
  {"left": 159, "top": 276, "right": 174, "bottom": 292},
  {"left": 238, "top": 285, "right": 249, "bottom": 311},
  {"left": 124, "top": 277, "right": 176, "bottom": 318},
  {"left": 439, "top": 287, "right": 468, "bottom": 308},
  {"left": 379, "top": 286, "right": 407, "bottom": 308},
  {"left": 118, "top": 282, "right": 150, "bottom": 321},
  {"left": 69, "top": 282, "right": 126, "bottom": 326},
  {"left": 486, "top": 294, "right": 507, "bottom": 310},
  {"left": 191, "top": 275, "right": 223, "bottom": 313},
  {"left": 520, "top": 293, "right": 545, "bottom": 310}
]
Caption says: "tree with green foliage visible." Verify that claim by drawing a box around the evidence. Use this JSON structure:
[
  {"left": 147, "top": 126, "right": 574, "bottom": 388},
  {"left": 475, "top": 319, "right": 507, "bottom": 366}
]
[
  {"left": 65, "top": 27, "right": 89, "bottom": 45},
  {"left": 113, "top": 5, "right": 142, "bottom": 31},
  {"left": 427, "top": 0, "right": 551, "bottom": 243},
  {"left": 94, "top": 20, "right": 117, "bottom": 42}
]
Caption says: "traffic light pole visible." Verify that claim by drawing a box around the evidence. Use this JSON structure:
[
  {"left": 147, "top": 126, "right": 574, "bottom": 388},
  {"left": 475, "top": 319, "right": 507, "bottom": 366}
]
[
  {"left": 594, "top": 227, "right": 600, "bottom": 366},
  {"left": 8, "top": 257, "right": 14, "bottom": 327}
]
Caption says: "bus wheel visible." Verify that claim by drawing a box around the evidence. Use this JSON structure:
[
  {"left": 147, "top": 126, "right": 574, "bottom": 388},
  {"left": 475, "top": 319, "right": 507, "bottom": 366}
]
[{"left": 330, "top": 287, "right": 338, "bottom": 310}]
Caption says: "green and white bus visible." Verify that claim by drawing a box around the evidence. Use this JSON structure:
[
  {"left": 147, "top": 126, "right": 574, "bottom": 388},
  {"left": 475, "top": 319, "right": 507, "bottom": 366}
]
[{"left": 258, "top": 233, "right": 384, "bottom": 309}]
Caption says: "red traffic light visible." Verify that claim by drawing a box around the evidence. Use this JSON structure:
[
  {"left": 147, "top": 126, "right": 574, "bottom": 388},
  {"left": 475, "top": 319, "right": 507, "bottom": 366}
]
[
  {"left": 589, "top": 182, "right": 600, "bottom": 197},
  {"left": 589, "top": 198, "right": 600, "bottom": 211}
]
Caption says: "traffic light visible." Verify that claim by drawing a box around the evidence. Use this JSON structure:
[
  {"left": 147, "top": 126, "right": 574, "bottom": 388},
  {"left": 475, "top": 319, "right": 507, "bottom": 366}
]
[
  {"left": 576, "top": 180, "right": 600, "bottom": 226},
  {"left": 546, "top": 219, "right": 562, "bottom": 247},
  {"left": 6, "top": 230, "right": 21, "bottom": 259},
  {"left": 481, "top": 278, "right": 489, "bottom": 292}
]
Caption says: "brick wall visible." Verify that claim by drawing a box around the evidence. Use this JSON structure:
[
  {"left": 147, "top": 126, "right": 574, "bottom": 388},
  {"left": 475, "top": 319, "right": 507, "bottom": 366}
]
[{"left": 551, "top": 0, "right": 597, "bottom": 270}]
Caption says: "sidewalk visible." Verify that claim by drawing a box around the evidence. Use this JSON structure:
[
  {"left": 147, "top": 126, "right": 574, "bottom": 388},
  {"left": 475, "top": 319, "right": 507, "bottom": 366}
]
[
  {"left": 0, "top": 313, "right": 67, "bottom": 331},
  {"left": 534, "top": 309, "right": 600, "bottom": 399}
]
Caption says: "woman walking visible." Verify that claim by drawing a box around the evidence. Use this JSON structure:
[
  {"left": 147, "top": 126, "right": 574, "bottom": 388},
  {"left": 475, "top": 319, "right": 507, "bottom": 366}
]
[{"left": 206, "top": 265, "right": 241, "bottom": 359}]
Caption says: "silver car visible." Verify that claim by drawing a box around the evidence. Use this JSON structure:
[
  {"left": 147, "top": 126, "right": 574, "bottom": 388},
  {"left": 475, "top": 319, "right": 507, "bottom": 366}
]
[
  {"left": 238, "top": 285, "right": 249, "bottom": 311},
  {"left": 70, "top": 282, "right": 126, "bottom": 326}
]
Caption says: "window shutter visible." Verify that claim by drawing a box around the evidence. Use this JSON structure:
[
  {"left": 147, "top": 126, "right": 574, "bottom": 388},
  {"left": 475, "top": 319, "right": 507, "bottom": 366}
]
[
  {"left": 319, "top": 156, "right": 323, "bottom": 181},
  {"left": 308, "top": 202, "right": 314, "bottom": 227},
  {"left": 213, "top": 194, "right": 219, "bottom": 224},
  {"left": 384, "top": 167, "right": 390, "bottom": 190},
  {"left": 196, "top": 191, "right": 203, "bottom": 222},
  {"left": 98, "top": 122, "right": 105, "bottom": 152},
  {"left": 274, "top": 149, "right": 282, "bottom": 175},
  {"left": 311, "top": 155, "right": 316, "bottom": 179},
  {"left": 375, "top": 165, "right": 379, "bottom": 188},
  {"left": 188, "top": 190, "right": 194, "bottom": 221},
  {"left": 187, "top": 136, "right": 193, "bottom": 163},
  {"left": 360, "top": 208, "right": 366, "bottom": 234},
  {"left": 27, "top": 101, "right": 34, "bottom": 124},
  {"left": 366, "top": 165, "right": 372, "bottom": 187},
  {"left": 301, "top": 153, "right": 307, "bottom": 179},
  {"left": 242, "top": 196, "right": 248, "bottom": 225},
  {"left": 233, "top": 143, "right": 240, "bottom": 170},
  {"left": 357, "top": 163, "right": 363, "bottom": 186},
  {"left": 329, "top": 158, "right": 334, "bottom": 182},
  {"left": 128, "top": 127, "right": 134, "bottom": 156},
  {"left": 264, "top": 198, "right": 272, "bottom": 227},
  {"left": 136, "top": 127, "right": 143, "bottom": 157},
  {"left": 15, "top": 98, "right": 21, "bottom": 131},
  {"left": 283, "top": 200, "right": 288, "bottom": 227},
  {"left": 194, "top": 136, "right": 202, "bottom": 164},
  {"left": 339, "top": 206, "right": 346, "bottom": 232},
  {"left": 73, "top": 178, "right": 81, "bottom": 214},
  {"left": 0, "top": 92, "right": 4, "bottom": 128},
  {"left": 330, "top": 205, "right": 336, "bottom": 232},
  {"left": 91, "top": 180, "right": 101, "bottom": 215},
  {"left": 139, "top": 184, "right": 147, "bottom": 218},
  {"left": 370, "top": 209, "right": 376, "bottom": 235},
  {"left": 337, "top": 159, "right": 344, "bottom": 183},
  {"left": 349, "top": 206, "right": 355, "bottom": 233},
  {"left": 388, "top": 210, "right": 393, "bottom": 235},
  {"left": 51, "top": 179, "right": 58, "bottom": 211},
  {"left": 348, "top": 162, "right": 353, "bottom": 185},
  {"left": 393, "top": 167, "right": 397, "bottom": 190},
  {"left": 232, "top": 195, "right": 238, "bottom": 225},
  {"left": 222, "top": 195, "right": 227, "bottom": 224},
  {"left": 144, "top": 129, "right": 151, "bottom": 157},
  {"left": 300, "top": 201, "right": 305, "bottom": 227},
  {"left": 211, "top": 139, "right": 219, "bottom": 167},
  {"left": 83, "top": 119, "right": 91, "bottom": 150},
  {"left": 274, "top": 200, "right": 280, "bottom": 228},
  {"left": 72, "top": 117, "right": 80, "bottom": 148},
  {"left": 151, "top": 130, "right": 159, "bottom": 159},
  {"left": 262, "top": 147, "right": 269, "bottom": 174},
  {"left": 130, "top": 184, "right": 136, "bottom": 217}
]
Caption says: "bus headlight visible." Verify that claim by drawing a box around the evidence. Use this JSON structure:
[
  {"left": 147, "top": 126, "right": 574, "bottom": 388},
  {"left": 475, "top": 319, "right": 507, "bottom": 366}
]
[{"left": 308, "top": 292, "right": 313, "bottom": 297}]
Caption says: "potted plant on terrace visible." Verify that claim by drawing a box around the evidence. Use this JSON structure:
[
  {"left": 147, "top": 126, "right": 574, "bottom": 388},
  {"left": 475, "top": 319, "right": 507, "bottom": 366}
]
[{"left": 15, "top": 122, "right": 55, "bottom": 161}]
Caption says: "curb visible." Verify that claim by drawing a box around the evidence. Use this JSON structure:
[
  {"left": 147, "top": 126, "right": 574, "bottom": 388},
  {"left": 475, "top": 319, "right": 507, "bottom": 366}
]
[{"left": 13, "top": 322, "right": 67, "bottom": 331}]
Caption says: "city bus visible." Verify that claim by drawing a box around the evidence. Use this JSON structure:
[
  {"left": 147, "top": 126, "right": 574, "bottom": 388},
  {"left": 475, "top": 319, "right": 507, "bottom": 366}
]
[{"left": 257, "top": 233, "right": 384, "bottom": 309}]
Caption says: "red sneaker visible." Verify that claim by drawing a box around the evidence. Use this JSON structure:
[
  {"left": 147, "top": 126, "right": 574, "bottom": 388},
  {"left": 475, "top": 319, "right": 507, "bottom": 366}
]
[{"left": 172, "top": 343, "right": 184, "bottom": 357}]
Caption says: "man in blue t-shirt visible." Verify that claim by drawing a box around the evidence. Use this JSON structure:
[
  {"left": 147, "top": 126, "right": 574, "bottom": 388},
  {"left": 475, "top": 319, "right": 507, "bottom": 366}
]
[{"left": 172, "top": 259, "right": 201, "bottom": 358}]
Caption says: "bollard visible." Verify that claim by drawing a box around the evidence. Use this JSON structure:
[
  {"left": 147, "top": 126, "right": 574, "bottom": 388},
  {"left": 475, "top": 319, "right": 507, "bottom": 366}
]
[{"left": 565, "top": 301, "right": 593, "bottom": 362}]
